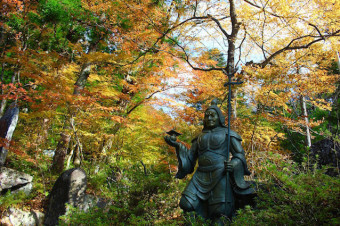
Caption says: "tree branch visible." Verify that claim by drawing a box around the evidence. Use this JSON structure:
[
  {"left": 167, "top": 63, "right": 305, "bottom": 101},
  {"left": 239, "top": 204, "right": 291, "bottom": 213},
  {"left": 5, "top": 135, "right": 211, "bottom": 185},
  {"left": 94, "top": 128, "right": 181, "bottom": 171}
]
[{"left": 259, "top": 30, "right": 340, "bottom": 68}]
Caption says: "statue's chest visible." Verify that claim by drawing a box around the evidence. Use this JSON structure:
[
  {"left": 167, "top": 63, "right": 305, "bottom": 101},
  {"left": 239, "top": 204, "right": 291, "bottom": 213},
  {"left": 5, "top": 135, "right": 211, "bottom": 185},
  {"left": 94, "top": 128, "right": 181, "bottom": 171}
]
[{"left": 197, "top": 130, "right": 226, "bottom": 152}]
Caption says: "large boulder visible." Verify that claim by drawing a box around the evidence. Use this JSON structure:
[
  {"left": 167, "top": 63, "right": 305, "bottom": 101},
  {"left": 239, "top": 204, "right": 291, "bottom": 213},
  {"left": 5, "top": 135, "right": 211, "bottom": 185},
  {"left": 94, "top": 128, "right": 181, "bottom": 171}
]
[
  {"left": 0, "top": 167, "right": 33, "bottom": 195},
  {"left": 0, "top": 103, "right": 19, "bottom": 166},
  {"left": 44, "top": 168, "right": 87, "bottom": 226},
  {"left": 0, "top": 208, "right": 44, "bottom": 226}
]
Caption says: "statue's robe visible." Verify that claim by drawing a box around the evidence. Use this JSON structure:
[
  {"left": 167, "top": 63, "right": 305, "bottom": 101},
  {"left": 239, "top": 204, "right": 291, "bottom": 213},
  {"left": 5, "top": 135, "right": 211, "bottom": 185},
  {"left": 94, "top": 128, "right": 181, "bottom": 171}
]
[{"left": 175, "top": 127, "right": 255, "bottom": 218}]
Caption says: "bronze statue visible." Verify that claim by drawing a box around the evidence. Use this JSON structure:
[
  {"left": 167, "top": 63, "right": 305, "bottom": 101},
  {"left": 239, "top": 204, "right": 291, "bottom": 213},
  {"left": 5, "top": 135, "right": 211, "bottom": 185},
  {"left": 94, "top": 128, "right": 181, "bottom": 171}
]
[{"left": 164, "top": 100, "right": 254, "bottom": 223}]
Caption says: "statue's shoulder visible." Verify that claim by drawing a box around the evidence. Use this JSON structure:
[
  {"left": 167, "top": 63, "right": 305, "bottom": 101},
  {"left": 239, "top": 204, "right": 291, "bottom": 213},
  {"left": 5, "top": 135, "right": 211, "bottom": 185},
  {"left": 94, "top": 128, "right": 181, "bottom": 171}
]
[{"left": 224, "top": 128, "right": 242, "bottom": 141}]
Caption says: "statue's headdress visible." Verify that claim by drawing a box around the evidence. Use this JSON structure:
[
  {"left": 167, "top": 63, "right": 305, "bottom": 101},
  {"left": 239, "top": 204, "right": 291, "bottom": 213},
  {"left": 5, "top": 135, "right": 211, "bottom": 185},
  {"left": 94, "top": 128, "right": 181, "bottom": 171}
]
[{"left": 205, "top": 98, "right": 226, "bottom": 128}]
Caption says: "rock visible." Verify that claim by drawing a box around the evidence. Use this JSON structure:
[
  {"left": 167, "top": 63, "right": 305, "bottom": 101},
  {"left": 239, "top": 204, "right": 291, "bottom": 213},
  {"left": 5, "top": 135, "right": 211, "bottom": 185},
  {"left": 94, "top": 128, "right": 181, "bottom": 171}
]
[
  {"left": 79, "top": 194, "right": 97, "bottom": 212},
  {"left": 0, "top": 167, "right": 33, "bottom": 195},
  {"left": 0, "top": 103, "right": 19, "bottom": 166},
  {"left": 44, "top": 168, "right": 87, "bottom": 226},
  {"left": 80, "top": 194, "right": 113, "bottom": 213},
  {"left": 0, "top": 208, "right": 44, "bottom": 226}
]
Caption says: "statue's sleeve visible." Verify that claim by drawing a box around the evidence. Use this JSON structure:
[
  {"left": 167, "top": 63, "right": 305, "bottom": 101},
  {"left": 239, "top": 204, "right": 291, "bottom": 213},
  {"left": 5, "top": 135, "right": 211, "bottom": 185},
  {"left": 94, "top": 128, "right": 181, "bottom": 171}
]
[
  {"left": 174, "top": 139, "right": 198, "bottom": 179},
  {"left": 229, "top": 137, "right": 255, "bottom": 195},
  {"left": 230, "top": 137, "right": 251, "bottom": 176}
]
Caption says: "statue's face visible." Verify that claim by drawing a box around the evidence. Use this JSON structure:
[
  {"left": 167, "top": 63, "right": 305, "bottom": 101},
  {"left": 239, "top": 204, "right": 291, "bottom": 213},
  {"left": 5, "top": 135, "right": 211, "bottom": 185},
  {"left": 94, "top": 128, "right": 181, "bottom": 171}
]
[{"left": 204, "top": 109, "right": 219, "bottom": 129}]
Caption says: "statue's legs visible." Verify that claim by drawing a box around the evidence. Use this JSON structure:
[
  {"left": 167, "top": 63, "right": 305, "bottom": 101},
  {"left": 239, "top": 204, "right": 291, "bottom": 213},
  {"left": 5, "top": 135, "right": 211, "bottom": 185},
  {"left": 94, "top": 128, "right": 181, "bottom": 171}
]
[{"left": 179, "top": 195, "right": 196, "bottom": 212}]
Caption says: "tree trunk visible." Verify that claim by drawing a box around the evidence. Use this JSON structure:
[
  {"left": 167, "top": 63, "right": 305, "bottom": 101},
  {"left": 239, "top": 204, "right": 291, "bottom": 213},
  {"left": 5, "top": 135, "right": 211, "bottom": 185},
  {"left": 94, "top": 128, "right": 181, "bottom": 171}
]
[
  {"left": 66, "top": 141, "right": 75, "bottom": 169},
  {"left": 226, "top": 0, "right": 240, "bottom": 120},
  {"left": 52, "top": 133, "right": 71, "bottom": 173},
  {"left": 232, "top": 88, "right": 237, "bottom": 119},
  {"left": 0, "top": 93, "right": 5, "bottom": 118},
  {"left": 73, "top": 62, "right": 91, "bottom": 95},
  {"left": 300, "top": 96, "right": 311, "bottom": 148}
]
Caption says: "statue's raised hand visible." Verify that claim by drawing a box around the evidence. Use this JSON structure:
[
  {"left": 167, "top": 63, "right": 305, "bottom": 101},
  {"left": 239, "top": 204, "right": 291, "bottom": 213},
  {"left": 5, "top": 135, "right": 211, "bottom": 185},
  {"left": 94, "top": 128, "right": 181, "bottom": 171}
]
[{"left": 164, "top": 135, "right": 180, "bottom": 148}]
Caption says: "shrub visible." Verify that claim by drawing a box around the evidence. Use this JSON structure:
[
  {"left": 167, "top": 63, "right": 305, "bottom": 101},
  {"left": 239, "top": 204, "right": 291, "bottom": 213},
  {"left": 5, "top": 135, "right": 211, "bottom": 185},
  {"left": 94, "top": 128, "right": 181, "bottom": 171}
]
[
  {"left": 233, "top": 162, "right": 340, "bottom": 225},
  {"left": 60, "top": 162, "right": 185, "bottom": 225}
]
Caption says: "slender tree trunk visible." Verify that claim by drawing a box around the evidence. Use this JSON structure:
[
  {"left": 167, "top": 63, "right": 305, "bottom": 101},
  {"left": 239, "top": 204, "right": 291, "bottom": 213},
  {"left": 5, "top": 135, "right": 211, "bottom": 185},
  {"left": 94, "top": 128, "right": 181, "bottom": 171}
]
[
  {"left": 300, "top": 95, "right": 311, "bottom": 148},
  {"left": 70, "top": 117, "right": 83, "bottom": 166},
  {"left": 0, "top": 94, "right": 5, "bottom": 117},
  {"left": 66, "top": 141, "right": 75, "bottom": 169},
  {"left": 98, "top": 136, "right": 113, "bottom": 158},
  {"left": 0, "top": 63, "right": 6, "bottom": 117},
  {"left": 72, "top": 144, "right": 81, "bottom": 166},
  {"left": 36, "top": 118, "right": 49, "bottom": 147}
]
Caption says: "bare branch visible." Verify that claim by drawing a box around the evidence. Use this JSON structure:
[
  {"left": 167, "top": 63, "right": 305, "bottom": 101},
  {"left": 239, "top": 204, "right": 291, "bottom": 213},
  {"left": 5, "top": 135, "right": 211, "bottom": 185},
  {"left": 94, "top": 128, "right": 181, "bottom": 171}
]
[
  {"left": 126, "top": 89, "right": 162, "bottom": 115},
  {"left": 167, "top": 35, "right": 224, "bottom": 71},
  {"left": 236, "top": 31, "right": 247, "bottom": 67},
  {"left": 208, "top": 14, "right": 230, "bottom": 39},
  {"left": 126, "top": 84, "right": 191, "bottom": 115},
  {"left": 308, "top": 22, "right": 325, "bottom": 40},
  {"left": 194, "top": 0, "right": 198, "bottom": 17},
  {"left": 243, "top": 0, "right": 282, "bottom": 18},
  {"left": 122, "top": 1, "right": 340, "bottom": 73}
]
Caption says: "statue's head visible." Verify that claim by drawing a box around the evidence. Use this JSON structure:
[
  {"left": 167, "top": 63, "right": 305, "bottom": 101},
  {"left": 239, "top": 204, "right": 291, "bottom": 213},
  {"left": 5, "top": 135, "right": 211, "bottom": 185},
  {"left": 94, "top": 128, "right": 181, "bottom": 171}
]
[{"left": 203, "top": 99, "right": 226, "bottom": 129}]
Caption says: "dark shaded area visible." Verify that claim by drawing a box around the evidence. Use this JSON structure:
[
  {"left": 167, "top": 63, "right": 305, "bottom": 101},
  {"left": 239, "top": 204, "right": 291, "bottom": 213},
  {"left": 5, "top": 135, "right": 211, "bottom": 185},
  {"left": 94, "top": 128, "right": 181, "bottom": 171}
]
[
  {"left": 1, "top": 182, "right": 30, "bottom": 195},
  {"left": 310, "top": 138, "right": 340, "bottom": 176},
  {"left": 234, "top": 182, "right": 257, "bottom": 211}
]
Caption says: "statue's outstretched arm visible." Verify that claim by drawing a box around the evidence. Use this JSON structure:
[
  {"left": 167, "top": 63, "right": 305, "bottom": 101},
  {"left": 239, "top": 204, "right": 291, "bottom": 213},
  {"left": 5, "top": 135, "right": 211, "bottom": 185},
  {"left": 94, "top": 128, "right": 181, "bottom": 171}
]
[{"left": 164, "top": 136, "right": 198, "bottom": 179}]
